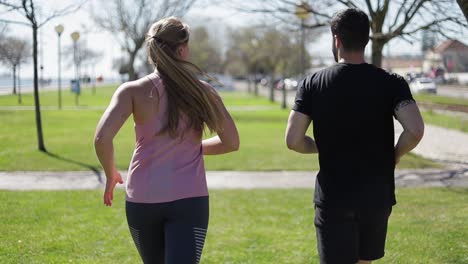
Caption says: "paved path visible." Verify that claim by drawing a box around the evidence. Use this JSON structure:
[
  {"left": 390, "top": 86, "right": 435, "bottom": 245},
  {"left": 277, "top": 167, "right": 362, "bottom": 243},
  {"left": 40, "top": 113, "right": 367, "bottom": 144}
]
[
  {"left": 437, "top": 85, "right": 468, "bottom": 99},
  {"left": 395, "top": 122, "right": 468, "bottom": 168},
  {"left": 1, "top": 168, "right": 467, "bottom": 191}
]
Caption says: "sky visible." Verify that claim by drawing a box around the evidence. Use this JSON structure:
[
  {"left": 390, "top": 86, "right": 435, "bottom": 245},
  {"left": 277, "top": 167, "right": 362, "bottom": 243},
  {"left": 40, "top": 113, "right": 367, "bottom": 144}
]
[{"left": 1, "top": 0, "right": 467, "bottom": 79}]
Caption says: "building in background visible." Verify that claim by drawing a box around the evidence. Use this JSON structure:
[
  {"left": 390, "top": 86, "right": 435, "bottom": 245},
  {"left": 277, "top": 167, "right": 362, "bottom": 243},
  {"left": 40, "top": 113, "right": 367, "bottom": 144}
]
[
  {"left": 382, "top": 56, "right": 423, "bottom": 76},
  {"left": 424, "top": 39, "right": 468, "bottom": 73}
]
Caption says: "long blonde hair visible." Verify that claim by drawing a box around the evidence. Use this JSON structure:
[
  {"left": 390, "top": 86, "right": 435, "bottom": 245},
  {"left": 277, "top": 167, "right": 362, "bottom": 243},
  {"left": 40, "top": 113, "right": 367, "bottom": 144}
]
[{"left": 146, "top": 17, "right": 224, "bottom": 138}]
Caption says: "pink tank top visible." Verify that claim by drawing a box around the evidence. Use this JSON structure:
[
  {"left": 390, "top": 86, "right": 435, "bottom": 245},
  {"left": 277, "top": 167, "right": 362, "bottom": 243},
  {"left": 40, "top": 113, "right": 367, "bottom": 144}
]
[{"left": 125, "top": 73, "right": 208, "bottom": 203}]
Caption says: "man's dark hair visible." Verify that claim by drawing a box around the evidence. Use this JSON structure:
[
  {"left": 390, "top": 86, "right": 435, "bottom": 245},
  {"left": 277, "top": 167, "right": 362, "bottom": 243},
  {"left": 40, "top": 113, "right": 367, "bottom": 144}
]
[{"left": 330, "top": 8, "right": 370, "bottom": 51}]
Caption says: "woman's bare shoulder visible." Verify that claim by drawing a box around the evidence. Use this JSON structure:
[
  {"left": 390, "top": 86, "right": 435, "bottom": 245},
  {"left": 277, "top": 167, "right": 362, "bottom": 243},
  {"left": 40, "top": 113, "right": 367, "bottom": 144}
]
[{"left": 115, "top": 74, "right": 156, "bottom": 96}]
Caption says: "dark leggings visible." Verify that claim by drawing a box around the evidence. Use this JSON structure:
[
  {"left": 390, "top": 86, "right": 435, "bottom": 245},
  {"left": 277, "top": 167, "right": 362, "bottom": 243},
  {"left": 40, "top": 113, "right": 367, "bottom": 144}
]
[{"left": 126, "top": 196, "right": 209, "bottom": 264}]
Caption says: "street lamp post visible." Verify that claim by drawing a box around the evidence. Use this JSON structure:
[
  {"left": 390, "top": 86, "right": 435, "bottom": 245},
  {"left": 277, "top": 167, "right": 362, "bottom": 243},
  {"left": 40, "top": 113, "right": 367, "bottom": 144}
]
[
  {"left": 55, "top": 24, "right": 64, "bottom": 110},
  {"left": 71, "top": 31, "right": 80, "bottom": 106},
  {"left": 295, "top": 2, "right": 310, "bottom": 77}
]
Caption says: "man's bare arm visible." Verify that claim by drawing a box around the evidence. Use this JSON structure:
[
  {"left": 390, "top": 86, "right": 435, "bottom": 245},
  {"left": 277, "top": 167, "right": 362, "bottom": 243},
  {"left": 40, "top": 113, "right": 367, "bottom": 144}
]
[
  {"left": 394, "top": 100, "right": 424, "bottom": 164},
  {"left": 285, "top": 110, "right": 318, "bottom": 154}
]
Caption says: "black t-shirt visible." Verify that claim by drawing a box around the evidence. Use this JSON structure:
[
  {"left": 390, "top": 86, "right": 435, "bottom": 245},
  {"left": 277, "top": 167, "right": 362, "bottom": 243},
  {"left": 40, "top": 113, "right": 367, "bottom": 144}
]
[{"left": 293, "top": 63, "right": 414, "bottom": 209}]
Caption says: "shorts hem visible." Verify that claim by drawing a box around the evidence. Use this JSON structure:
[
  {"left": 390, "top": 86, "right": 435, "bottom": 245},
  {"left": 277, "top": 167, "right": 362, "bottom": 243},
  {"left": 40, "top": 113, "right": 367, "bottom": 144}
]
[{"left": 360, "top": 252, "right": 385, "bottom": 261}]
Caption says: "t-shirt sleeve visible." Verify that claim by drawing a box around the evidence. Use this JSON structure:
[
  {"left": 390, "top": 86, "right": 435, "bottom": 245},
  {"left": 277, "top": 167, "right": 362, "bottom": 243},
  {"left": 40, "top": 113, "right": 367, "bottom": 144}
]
[
  {"left": 292, "top": 77, "right": 314, "bottom": 118},
  {"left": 390, "top": 73, "right": 415, "bottom": 112}
]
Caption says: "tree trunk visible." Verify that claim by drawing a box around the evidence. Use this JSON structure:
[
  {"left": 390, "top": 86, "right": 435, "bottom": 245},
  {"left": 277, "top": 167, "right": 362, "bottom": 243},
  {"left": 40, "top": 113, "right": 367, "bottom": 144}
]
[
  {"left": 254, "top": 80, "right": 258, "bottom": 96},
  {"left": 371, "top": 39, "right": 385, "bottom": 68},
  {"left": 127, "top": 49, "right": 138, "bottom": 81},
  {"left": 18, "top": 63, "right": 22, "bottom": 104},
  {"left": 253, "top": 62, "right": 258, "bottom": 96},
  {"left": 269, "top": 75, "right": 275, "bottom": 102},
  {"left": 12, "top": 64, "right": 16, "bottom": 95},
  {"left": 457, "top": 0, "right": 468, "bottom": 21},
  {"left": 281, "top": 84, "right": 287, "bottom": 109},
  {"left": 33, "top": 24, "right": 46, "bottom": 152}
]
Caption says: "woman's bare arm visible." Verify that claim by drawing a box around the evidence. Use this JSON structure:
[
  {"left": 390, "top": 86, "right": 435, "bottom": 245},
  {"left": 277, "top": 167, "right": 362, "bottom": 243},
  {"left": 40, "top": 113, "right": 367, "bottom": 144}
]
[
  {"left": 94, "top": 84, "right": 132, "bottom": 205},
  {"left": 94, "top": 84, "right": 132, "bottom": 175}
]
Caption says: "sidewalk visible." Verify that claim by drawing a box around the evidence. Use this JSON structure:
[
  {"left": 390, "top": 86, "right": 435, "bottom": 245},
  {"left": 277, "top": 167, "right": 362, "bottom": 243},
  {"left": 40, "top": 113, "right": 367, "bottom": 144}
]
[
  {"left": 1, "top": 168, "right": 467, "bottom": 191},
  {"left": 394, "top": 122, "right": 468, "bottom": 167}
]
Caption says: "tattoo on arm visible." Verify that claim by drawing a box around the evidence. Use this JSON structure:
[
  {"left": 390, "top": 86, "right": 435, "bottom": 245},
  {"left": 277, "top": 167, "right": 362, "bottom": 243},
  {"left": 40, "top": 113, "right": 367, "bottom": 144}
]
[{"left": 395, "top": 99, "right": 416, "bottom": 112}]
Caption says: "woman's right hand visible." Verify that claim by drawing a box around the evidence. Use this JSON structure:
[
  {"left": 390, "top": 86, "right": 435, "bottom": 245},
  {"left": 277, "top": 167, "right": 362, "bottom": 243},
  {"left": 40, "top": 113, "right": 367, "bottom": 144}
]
[
  {"left": 202, "top": 106, "right": 239, "bottom": 155},
  {"left": 104, "top": 168, "right": 124, "bottom": 207}
]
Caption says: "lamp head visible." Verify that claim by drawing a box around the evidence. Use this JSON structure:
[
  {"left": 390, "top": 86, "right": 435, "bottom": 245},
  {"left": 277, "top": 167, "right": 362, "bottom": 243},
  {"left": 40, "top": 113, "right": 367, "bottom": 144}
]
[
  {"left": 71, "top": 31, "right": 80, "bottom": 42},
  {"left": 295, "top": 2, "right": 310, "bottom": 21},
  {"left": 55, "top": 24, "right": 64, "bottom": 35}
]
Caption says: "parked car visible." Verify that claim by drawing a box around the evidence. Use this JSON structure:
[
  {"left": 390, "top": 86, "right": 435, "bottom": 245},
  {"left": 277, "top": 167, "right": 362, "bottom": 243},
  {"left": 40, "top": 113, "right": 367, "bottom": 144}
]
[
  {"left": 409, "top": 78, "right": 437, "bottom": 94},
  {"left": 274, "top": 78, "right": 299, "bottom": 90},
  {"left": 283, "top": 78, "right": 299, "bottom": 90},
  {"left": 200, "top": 74, "right": 235, "bottom": 91}
]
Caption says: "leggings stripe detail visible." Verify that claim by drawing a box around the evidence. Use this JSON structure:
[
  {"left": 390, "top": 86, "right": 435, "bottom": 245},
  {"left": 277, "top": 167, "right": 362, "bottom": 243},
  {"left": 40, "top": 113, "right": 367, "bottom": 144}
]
[
  {"left": 129, "top": 226, "right": 143, "bottom": 256},
  {"left": 193, "top": 227, "right": 207, "bottom": 264}
]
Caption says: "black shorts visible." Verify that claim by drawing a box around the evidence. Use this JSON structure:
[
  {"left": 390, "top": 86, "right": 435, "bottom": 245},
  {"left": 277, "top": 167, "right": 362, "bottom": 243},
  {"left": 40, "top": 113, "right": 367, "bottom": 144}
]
[
  {"left": 126, "top": 196, "right": 209, "bottom": 264},
  {"left": 314, "top": 205, "right": 392, "bottom": 264}
]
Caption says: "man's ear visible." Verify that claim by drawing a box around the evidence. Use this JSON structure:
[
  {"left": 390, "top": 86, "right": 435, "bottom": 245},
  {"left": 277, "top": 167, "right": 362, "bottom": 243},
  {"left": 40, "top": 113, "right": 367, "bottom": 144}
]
[{"left": 334, "top": 34, "right": 342, "bottom": 49}]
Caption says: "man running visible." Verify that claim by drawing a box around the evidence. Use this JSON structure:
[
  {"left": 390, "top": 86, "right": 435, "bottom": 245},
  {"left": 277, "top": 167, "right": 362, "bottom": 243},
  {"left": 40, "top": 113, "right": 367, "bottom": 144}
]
[{"left": 285, "top": 8, "right": 424, "bottom": 264}]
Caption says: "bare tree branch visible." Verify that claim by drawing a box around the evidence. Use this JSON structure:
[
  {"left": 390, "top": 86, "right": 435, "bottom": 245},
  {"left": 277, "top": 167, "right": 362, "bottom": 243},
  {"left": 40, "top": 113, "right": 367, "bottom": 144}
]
[
  {"left": 0, "top": 18, "right": 29, "bottom": 25},
  {"left": 233, "top": 0, "right": 466, "bottom": 68},
  {"left": 389, "top": 0, "right": 410, "bottom": 31},
  {"left": 0, "top": 36, "right": 30, "bottom": 66},
  {"left": 0, "top": 0, "right": 21, "bottom": 9},
  {"left": 400, "top": 17, "right": 464, "bottom": 37},
  {"left": 92, "top": 0, "right": 197, "bottom": 80},
  {"left": 38, "top": 1, "right": 87, "bottom": 28},
  {"left": 457, "top": 0, "right": 468, "bottom": 21},
  {"left": 230, "top": 0, "right": 332, "bottom": 27},
  {"left": 364, "top": 0, "right": 375, "bottom": 18},
  {"left": 336, "top": 0, "right": 358, "bottom": 8}
]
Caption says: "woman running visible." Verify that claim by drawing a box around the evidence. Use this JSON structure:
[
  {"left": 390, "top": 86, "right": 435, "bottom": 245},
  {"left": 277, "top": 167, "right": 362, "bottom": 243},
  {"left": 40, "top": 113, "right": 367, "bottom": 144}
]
[{"left": 94, "top": 17, "right": 239, "bottom": 264}]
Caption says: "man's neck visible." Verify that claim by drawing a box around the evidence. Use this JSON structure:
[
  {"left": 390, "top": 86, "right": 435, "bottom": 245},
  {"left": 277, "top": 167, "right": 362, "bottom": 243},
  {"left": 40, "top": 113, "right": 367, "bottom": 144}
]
[{"left": 338, "top": 51, "right": 366, "bottom": 64}]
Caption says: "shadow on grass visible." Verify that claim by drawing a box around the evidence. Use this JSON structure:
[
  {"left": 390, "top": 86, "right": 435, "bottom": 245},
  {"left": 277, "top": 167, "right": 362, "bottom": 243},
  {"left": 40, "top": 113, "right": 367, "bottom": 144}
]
[
  {"left": 43, "top": 151, "right": 103, "bottom": 183},
  {"left": 396, "top": 164, "right": 468, "bottom": 194}
]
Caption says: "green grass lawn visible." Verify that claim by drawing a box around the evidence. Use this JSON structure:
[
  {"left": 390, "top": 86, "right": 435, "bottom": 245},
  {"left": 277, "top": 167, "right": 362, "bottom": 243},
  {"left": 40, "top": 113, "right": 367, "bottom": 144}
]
[
  {"left": 0, "top": 188, "right": 466, "bottom": 263},
  {"left": 0, "top": 85, "right": 117, "bottom": 107},
  {"left": 0, "top": 86, "right": 436, "bottom": 171},
  {"left": 422, "top": 110, "right": 468, "bottom": 133},
  {"left": 415, "top": 93, "right": 468, "bottom": 107}
]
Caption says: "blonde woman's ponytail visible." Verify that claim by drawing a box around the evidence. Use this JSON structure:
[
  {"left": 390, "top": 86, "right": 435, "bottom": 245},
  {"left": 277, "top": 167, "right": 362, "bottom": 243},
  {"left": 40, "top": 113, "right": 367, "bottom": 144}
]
[{"left": 146, "top": 17, "right": 224, "bottom": 138}]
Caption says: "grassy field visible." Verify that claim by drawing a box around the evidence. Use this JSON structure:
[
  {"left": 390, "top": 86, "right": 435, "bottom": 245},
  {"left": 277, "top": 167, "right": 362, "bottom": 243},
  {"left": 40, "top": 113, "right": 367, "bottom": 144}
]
[
  {"left": 415, "top": 93, "right": 468, "bottom": 106},
  {"left": 0, "top": 188, "right": 466, "bottom": 263},
  {"left": 422, "top": 110, "right": 468, "bottom": 133},
  {"left": 0, "top": 86, "right": 436, "bottom": 171}
]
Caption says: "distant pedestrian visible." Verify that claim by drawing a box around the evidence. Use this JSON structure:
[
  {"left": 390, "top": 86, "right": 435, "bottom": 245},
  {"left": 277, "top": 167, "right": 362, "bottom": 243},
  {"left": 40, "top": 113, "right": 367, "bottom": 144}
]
[
  {"left": 94, "top": 17, "right": 239, "bottom": 264},
  {"left": 285, "top": 8, "right": 424, "bottom": 264}
]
